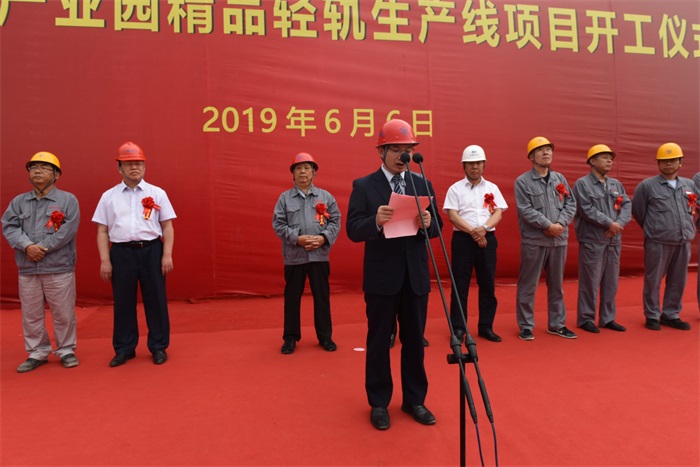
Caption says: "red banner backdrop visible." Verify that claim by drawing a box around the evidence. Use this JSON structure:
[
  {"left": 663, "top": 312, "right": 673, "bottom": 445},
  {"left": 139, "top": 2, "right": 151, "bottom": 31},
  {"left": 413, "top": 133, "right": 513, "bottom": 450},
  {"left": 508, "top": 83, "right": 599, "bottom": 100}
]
[{"left": 1, "top": 0, "right": 698, "bottom": 304}]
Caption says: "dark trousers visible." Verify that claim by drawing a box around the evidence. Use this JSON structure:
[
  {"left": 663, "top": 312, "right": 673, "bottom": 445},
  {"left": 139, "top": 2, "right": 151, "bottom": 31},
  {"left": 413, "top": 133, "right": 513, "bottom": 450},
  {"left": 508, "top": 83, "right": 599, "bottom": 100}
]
[
  {"left": 110, "top": 241, "right": 170, "bottom": 354},
  {"left": 283, "top": 262, "right": 332, "bottom": 342},
  {"left": 365, "top": 274, "right": 428, "bottom": 408},
  {"left": 449, "top": 231, "right": 498, "bottom": 333}
]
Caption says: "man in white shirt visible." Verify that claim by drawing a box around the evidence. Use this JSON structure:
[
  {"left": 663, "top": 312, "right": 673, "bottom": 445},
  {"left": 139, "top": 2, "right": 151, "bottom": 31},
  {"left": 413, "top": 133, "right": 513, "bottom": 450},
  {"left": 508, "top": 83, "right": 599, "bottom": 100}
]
[
  {"left": 443, "top": 145, "right": 508, "bottom": 342},
  {"left": 92, "top": 142, "right": 177, "bottom": 367}
]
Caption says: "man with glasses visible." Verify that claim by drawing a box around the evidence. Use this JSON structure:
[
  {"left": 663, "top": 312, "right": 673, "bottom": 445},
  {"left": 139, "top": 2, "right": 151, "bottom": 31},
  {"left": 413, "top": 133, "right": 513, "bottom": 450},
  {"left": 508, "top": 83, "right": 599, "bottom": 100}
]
[
  {"left": 632, "top": 143, "right": 697, "bottom": 331},
  {"left": 2, "top": 151, "right": 80, "bottom": 372},
  {"left": 92, "top": 142, "right": 177, "bottom": 366},
  {"left": 347, "top": 119, "right": 442, "bottom": 430}
]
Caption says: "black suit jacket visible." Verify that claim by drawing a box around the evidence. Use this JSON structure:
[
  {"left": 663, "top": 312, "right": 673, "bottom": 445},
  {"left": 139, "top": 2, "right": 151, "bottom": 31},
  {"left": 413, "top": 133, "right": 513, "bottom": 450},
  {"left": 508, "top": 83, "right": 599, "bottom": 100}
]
[{"left": 346, "top": 168, "right": 443, "bottom": 296}]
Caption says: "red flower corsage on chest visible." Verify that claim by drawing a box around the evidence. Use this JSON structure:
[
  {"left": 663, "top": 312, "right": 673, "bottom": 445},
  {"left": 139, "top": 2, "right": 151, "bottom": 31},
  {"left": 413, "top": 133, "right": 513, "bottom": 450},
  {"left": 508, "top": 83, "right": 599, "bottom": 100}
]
[
  {"left": 315, "top": 203, "right": 330, "bottom": 226},
  {"left": 45, "top": 211, "right": 65, "bottom": 231},
  {"left": 555, "top": 183, "right": 569, "bottom": 201},
  {"left": 483, "top": 193, "right": 496, "bottom": 214},
  {"left": 687, "top": 192, "right": 698, "bottom": 215},
  {"left": 613, "top": 195, "right": 624, "bottom": 211},
  {"left": 142, "top": 197, "right": 160, "bottom": 220}
]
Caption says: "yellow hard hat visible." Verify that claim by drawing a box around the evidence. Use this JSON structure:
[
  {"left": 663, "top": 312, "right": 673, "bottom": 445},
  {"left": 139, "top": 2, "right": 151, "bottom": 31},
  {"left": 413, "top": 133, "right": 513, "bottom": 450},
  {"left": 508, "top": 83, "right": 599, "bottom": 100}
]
[
  {"left": 26, "top": 151, "right": 61, "bottom": 174},
  {"left": 587, "top": 144, "right": 615, "bottom": 161},
  {"left": 527, "top": 136, "right": 554, "bottom": 157},
  {"left": 656, "top": 142, "right": 683, "bottom": 160}
]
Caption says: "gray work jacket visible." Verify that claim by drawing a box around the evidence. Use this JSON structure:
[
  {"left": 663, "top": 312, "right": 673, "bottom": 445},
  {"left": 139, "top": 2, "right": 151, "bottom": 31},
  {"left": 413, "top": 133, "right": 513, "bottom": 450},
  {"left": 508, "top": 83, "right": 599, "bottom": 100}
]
[
  {"left": 694, "top": 172, "right": 700, "bottom": 229},
  {"left": 631, "top": 175, "right": 697, "bottom": 244},
  {"left": 272, "top": 184, "right": 341, "bottom": 265},
  {"left": 514, "top": 168, "right": 577, "bottom": 247},
  {"left": 2, "top": 188, "right": 80, "bottom": 275},
  {"left": 572, "top": 172, "right": 631, "bottom": 245}
]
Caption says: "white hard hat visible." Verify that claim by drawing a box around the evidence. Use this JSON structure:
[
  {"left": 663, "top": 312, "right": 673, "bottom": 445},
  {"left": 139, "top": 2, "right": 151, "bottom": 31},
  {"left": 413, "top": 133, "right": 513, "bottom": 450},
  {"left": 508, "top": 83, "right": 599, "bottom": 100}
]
[{"left": 461, "top": 145, "right": 486, "bottom": 162}]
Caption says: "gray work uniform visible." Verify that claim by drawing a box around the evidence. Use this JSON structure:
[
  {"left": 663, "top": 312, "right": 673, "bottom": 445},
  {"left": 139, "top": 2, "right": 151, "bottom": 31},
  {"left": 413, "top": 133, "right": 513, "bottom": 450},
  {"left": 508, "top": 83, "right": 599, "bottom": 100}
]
[
  {"left": 2, "top": 187, "right": 80, "bottom": 360},
  {"left": 514, "top": 168, "right": 577, "bottom": 331},
  {"left": 692, "top": 172, "right": 700, "bottom": 311},
  {"left": 572, "top": 172, "right": 631, "bottom": 326},
  {"left": 631, "top": 175, "right": 697, "bottom": 320},
  {"left": 273, "top": 183, "right": 341, "bottom": 342}
]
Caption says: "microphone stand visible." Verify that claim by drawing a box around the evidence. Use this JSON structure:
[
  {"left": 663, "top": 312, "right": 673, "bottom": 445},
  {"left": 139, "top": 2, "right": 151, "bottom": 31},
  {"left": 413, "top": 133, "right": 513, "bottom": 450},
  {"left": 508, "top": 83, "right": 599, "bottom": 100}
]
[{"left": 400, "top": 152, "right": 498, "bottom": 467}]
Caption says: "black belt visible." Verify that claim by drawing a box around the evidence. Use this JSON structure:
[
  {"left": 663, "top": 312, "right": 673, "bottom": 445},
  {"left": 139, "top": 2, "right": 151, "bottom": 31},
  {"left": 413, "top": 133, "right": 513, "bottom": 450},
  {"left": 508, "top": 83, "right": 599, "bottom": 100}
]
[{"left": 113, "top": 238, "right": 160, "bottom": 249}]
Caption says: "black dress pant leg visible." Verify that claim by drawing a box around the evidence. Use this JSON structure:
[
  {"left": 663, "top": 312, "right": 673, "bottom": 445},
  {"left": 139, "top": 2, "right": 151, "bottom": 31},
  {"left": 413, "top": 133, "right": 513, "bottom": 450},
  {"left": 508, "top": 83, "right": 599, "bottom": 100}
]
[
  {"left": 110, "top": 246, "right": 140, "bottom": 354},
  {"left": 450, "top": 231, "right": 476, "bottom": 334},
  {"left": 476, "top": 234, "right": 498, "bottom": 332},
  {"left": 307, "top": 261, "right": 332, "bottom": 342},
  {"left": 283, "top": 264, "right": 307, "bottom": 341},
  {"left": 139, "top": 241, "right": 170, "bottom": 352},
  {"left": 364, "top": 292, "right": 398, "bottom": 408}
]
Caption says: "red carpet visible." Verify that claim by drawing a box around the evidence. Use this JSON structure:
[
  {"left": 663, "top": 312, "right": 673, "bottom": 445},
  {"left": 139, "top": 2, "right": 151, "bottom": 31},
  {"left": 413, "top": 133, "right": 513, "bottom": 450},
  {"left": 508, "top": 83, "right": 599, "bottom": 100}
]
[{"left": 1, "top": 274, "right": 698, "bottom": 466}]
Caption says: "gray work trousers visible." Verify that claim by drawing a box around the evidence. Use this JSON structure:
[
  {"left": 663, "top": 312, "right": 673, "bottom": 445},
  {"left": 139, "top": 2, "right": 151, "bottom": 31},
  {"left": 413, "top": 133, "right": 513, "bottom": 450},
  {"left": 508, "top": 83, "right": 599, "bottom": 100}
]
[
  {"left": 576, "top": 242, "right": 621, "bottom": 326},
  {"left": 18, "top": 272, "right": 77, "bottom": 360},
  {"left": 643, "top": 240, "right": 690, "bottom": 320},
  {"left": 516, "top": 244, "right": 567, "bottom": 331}
]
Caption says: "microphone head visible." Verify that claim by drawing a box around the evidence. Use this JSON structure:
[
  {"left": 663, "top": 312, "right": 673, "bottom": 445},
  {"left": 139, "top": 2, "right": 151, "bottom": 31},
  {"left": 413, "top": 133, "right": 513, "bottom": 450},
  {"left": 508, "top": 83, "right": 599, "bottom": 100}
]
[
  {"left": 399, "top": 152, "right": 411, "bottom": 164},
  {"left": 412, "top": 153, "right": 424, "bottom": 163}
]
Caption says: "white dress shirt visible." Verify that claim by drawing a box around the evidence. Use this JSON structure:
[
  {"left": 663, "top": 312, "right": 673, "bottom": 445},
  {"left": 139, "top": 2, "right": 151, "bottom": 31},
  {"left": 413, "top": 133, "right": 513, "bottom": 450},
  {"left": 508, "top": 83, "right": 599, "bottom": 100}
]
[
  {"left": 443, "top": 177, "right": 508, "bottom": 231},
  {"left": 92, "top": 180, "right": 176, "bottom": 243}
]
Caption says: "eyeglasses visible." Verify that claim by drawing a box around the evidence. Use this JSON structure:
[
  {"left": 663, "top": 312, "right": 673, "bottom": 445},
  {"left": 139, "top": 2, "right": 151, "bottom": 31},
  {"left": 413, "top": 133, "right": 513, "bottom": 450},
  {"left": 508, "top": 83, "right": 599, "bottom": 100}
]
[
  {"left": 387, "top": 145, "right": 414, "bottom": 153},
  {"left": 28, "top": 164, "right": 55, "bottom": 172}
]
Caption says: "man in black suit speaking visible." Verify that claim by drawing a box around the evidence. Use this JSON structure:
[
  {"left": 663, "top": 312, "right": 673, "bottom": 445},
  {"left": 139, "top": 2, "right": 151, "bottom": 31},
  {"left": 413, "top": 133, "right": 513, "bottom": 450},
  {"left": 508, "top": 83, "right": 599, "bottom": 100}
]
[{"left": 347, "top": 119, "right": 442, "bottom": 430}]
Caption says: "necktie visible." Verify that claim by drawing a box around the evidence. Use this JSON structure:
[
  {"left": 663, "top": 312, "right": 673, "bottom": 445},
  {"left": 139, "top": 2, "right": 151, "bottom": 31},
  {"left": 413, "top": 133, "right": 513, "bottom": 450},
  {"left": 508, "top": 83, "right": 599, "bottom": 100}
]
[{"left": 392, "top": 174, "right": 403, "bottom": 194}]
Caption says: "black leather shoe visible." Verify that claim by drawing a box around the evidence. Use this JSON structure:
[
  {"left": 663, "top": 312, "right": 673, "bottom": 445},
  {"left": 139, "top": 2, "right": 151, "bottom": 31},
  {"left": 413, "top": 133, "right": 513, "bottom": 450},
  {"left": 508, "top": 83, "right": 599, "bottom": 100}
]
[
  {"left": 109, "top": 352, "right": 136, "bottom": 367},
  {"left": 152, "top": 350, "right": 168, "bottom": 364},
  {"left": 478, "top": 329, "right": 502, "bottom": 342},
  {"left": 660, "top": 315, "right": 691, "bottom": 330},
  {"left": 17, "top": 358, "right": 48, "bottom": 373},
  {"left": 389, "top": 333, "right": 396, "bottom": 348},
  {"left": 401, "top": 403, "right": 436, "bottom": 425},
  {"left": 603, "top": 320, "right": 626, "bottom": 332},
  {"left": 579, "top": 321, "right": 600, "bottom": 333},
  {"left": 370, "top": 407, "right": 390, "bottom": 430},
  {"left": 281, "top": 338, "right": 296, "bottom": 354},
  {"left": 645, "top": 318, "right": 661, "bottom": 331},
  {"left": 319, "top": 339, "right": 337, "bottom": 352}
]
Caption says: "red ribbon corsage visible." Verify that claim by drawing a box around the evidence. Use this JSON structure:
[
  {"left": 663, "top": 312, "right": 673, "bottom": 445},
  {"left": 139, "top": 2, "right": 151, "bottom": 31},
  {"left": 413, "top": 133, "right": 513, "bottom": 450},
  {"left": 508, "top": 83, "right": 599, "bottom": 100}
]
[
  {"left": 315, "top": 203, "right": 330, "bottom": 226},
  {"left": 45, "top": 211, "right": 65, "bottom": 231},
  {"left": 613, "top": 195, "right": 624, "bottom": 211},
  {"left": 688, "top": 192, "right": 698, "bottom": 215},
  {"left": 555, "top": 183, "right": 569, "bottom": 202},
  {"left": 483, "top": 193, "right": 496, "bottom": 214},
  {"left": 142, "top": 197, "right": 161, "bottom": 220}
]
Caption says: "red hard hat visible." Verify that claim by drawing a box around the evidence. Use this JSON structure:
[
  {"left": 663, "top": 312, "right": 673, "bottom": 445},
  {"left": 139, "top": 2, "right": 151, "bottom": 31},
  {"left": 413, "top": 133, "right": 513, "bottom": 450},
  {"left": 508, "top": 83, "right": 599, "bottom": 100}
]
[
  {"left": 116, "top": 142, "right": 146, "bottom": 162},
  {"left": 290, "top": 152, "right": 318, "bottom": 172},
  {"left": 376, "top": 119, "right": 419, "bottom": 148}
]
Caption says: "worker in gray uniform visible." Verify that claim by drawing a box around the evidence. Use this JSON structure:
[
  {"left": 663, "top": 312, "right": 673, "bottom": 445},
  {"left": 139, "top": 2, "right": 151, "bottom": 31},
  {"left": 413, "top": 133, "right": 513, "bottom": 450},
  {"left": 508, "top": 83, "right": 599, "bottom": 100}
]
[
  {"left": 694, "top": 171, "right": 700, "bottom": 312},
  {"left": 632, "top": 143, "right": 696, "bottom": 331},
  {"left": 514, "top": 136, "right": 577, "bottom": 341},
  {"left": 572, "top": 144, "right": 631, "bottom": 333}
]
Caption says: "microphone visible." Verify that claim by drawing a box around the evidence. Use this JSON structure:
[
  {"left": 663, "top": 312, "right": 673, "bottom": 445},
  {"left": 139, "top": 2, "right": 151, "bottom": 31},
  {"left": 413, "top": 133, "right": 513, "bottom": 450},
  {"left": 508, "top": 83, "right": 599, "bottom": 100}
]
[
  {"left": 400, "top": 152, "right": 411, "bottom": 164},
  {"left": 412, "top": 153, "right": 424, "bottom": 163}
]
